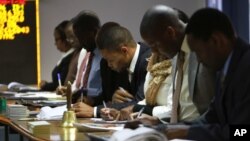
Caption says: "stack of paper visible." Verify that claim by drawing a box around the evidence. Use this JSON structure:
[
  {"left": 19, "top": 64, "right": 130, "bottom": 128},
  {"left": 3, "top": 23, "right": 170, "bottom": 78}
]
[
  {"left": 28, "top": 121, "right": 51, "bottom": 134},
  {"left": 36, "top": 105, "right": 67, "bottom": 120},
  {"left": 7, "top": 82, "right": 39, "bottom": 92},
  {"left": 7, "top": 104, "right": 28, "bottom": 119}
]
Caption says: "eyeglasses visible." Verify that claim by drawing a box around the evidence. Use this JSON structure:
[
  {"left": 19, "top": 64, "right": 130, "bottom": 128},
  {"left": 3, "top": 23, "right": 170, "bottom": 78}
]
[{"left": 66, "top": 37, "right": 75, "bottom": 43}]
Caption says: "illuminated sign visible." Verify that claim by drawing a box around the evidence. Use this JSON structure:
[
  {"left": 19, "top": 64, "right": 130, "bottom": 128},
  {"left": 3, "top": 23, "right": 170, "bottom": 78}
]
[
  {"left": 0, "top": 3, "right": 30, "bottom": 40},
  {"left": 0, "top": 0, "right": 40, "bottom": 85},
  {"left": 0, "top": 0, "right": 25, "bottom": 4}
]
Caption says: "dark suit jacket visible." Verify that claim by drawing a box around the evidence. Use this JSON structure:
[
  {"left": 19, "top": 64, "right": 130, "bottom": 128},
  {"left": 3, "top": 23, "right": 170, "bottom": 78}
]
[
  {"left": 188, "top": 38, "right": 250, "bottom": 141},
  {"left": 188, "top": 52, "right": 216, "bottom": 115},
  {"left": 41, "top": 51, "right": 74, "bottom": 91},
  {"left": 95, "top": 43, "right": 151, "bottom": 117}
]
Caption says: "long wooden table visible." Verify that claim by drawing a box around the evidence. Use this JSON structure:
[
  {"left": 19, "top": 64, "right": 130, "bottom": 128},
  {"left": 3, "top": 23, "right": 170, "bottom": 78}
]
[
  {"left": 0, "top": 91, "right": 112, "bottom": 141},
  {"left": 0, "top": 115, "right": 113, "bottom": 141}
]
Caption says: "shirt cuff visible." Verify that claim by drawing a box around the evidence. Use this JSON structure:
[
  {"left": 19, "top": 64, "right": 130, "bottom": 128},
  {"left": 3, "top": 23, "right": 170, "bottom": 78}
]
[{"left": 94, "top": 106, "right": 97, "bottom": 118}]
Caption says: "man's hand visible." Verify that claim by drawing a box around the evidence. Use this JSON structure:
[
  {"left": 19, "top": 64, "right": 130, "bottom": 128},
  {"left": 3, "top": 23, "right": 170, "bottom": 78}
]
[
  {"left": 165, "top": 124, "right": 190, "bottom": 140},
  {"left": 56, "top": 86, "right": 67, "bottom": 95},
  {"left": 39, "top": 80, "right": 47, "bottom": 88},
  {"left": 100, "top": 108, "right": 120, "bottom": 121},
  {"left": 119, "top": 105, "right": 134, "bottom": 120},
  {"left": 112, "top": 88, "right": 134, "bottom": 103},
  {"left": 124, "top": 120, "right": 142, "bottom": 129},
  {"left": 72, "top": 102, "right": 94, "bottom": 118},
  {"left": 134, "top": 113, "right": 160, "bottom": 126},
  {"left": 76, "top": 96, "right": 94, "bottom": 106}
]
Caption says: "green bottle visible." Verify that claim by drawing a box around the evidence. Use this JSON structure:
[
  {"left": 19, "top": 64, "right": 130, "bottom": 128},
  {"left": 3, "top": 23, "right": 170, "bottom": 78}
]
[{"left": 0, "top": 97, "right": 7, "bottom": 115}]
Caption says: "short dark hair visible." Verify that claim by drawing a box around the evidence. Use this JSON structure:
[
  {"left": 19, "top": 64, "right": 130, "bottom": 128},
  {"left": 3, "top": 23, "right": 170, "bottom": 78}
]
[
  {"left": 96, "top": 22, "right": 136, "bottom": 51},
  {"left": 72, "top": 10, "right": 100, "bottom": 39},
  {"left": 173, "top": 8, "right": 189, "bottom": 24},
  {"left": 55, "top": 20, "right": 70, "bottom": 41},
  {"left": 186, "top": 8, "right": 235, "bottom": 41}
]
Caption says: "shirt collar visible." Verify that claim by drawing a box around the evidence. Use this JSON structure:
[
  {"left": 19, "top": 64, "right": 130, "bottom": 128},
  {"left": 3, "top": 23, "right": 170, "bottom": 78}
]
[
  {"left": 128, "top": 43, "right": 140, "bottom": 74},
  {"left": 57, "top": 48, "right": 75, "bottom": 65},
  {"left": 62, "top": 48, "right": 75, "bottom": 58},
  {"left": 92, "top": 47, "right": 98, "bottom": 55},
  {"left": 172, "top": 36, "right": 190, "bottom": 62},
  {"left": 181, "top": 36, "right": 190, "bottom": 54}
]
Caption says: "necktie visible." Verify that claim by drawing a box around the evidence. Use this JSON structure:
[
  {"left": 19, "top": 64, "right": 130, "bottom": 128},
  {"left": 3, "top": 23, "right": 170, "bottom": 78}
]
[
  {"left": 170, "top": 51, "right": 185, "bottom": 123},
  {"left": 82, "top": 52, "right": 94, "bottom": 88},
  {"left": 75, "top": 52, "right": 90, "bottom": 89}
]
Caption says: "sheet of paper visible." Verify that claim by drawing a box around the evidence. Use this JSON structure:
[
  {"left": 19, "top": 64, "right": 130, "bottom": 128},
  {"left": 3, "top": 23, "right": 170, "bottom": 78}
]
[
  {"left": 36, "top": 105, "right": 67, "bottom": 120},
  {"left": 15, "top": 92, "right": 64, "bottom": 99},
  {"left": 90, "top": 118, "right": 128, "bottom": 124},
  {"left": 73, "top": 123, "right": 124, "bottom": 132}
]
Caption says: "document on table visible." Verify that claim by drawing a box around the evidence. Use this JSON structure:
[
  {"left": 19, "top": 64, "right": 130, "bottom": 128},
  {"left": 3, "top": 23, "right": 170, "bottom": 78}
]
[
  {"left": 90, "top": 118, "right": 128, "bottom": 124},
  {"left": 73, "top": 123, "right": 124, "bottom": 132},
  {"left": 14, "top": 92, "right": 64, "bottom": 99},
  {"left": 36, "top": 105, "right": 67, "bottom": 120}
]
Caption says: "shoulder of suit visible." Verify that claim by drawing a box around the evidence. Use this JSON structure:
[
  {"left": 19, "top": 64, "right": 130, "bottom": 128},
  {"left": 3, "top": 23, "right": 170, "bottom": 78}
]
[{"left": 138, "top": 42, "right": 151, "bottom": 56}]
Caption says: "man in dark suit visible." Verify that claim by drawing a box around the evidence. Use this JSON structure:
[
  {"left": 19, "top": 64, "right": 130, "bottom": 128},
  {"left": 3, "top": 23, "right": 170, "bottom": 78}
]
[
  {"left": 156, "top": 8, "right": 250, "bottom": 141},
  {"left": 112, "top": 7, "right": 216, "bottom": 122},
  {"left": 71, "top": 22, "right": 150, "bottom": 118},
  {"left": 94, "top": 22, "right": 151, "bottom": 118}
]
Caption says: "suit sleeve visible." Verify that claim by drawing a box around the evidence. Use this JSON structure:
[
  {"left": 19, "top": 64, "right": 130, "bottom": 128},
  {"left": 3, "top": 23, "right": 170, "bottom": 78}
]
[
  {"left": 187, "top": 61, "right": 250, "bottom": 141},
  {"left": 187, "top": 97, "right": 229, "bottom": 141}
]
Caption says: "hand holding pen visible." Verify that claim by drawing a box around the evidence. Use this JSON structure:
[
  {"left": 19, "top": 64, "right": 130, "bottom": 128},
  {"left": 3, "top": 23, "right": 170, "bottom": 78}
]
[
  {"left": 119, "top": 87, "right": 133, "bottom": 102},
  {"left": 57, "top": 73, "right": 62, "bottom": 88},
  {"left": 137, "top": 107, "right": 145, "bottom": 118},
  {"left": 112, "top": 87, "right": 134, "bottom": 103},
  {"left": 130, "top": 107, "right": 145, "bottom": 120},
  {"left": 102, "top": 101, "right": 113, "bottom": 120}
]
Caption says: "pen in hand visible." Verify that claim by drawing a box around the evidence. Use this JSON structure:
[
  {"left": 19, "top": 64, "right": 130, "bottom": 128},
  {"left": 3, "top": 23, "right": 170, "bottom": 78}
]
[
  {"left": 103, "top": 101, "right": 112, "bottom": 120},
  {"left": 136, "top": 107, "right": 145, "bottom": 119},
  {"left": 119, "top": 87, "right": 132, "bottom": 102},
  {"left": 57, "top": 73, "right": 62, "bottom": 88}
]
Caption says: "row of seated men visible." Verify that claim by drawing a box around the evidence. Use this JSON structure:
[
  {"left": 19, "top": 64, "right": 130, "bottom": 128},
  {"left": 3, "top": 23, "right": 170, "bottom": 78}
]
[{"left": 39, "top": 4, "right": 250, "bottom": 141}]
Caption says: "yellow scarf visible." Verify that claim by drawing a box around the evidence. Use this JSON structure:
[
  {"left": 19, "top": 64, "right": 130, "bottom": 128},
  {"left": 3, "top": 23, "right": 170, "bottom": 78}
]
[{"left": 145, "top": 53, "right": 172, "bottom": 106}]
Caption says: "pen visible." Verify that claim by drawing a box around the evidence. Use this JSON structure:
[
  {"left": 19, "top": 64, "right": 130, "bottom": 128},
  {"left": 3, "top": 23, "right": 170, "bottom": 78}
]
[
  {"left": 57, "top": 73, "right": 62, "bottom": 88},
  {"left": 103, "top": 101, "right": 112, "bottom": 119},
  {"left": 119, "top": 87, "right": 132, "bottom": 102},
  {"left": 103, "top": 101, "right": 107, "bottom": 108},
  {"left": 137, "top": 107, "right": 145, "bottom": 118},
  {"left": 81, "top": 89, "right": 83, "bottom": 103}
]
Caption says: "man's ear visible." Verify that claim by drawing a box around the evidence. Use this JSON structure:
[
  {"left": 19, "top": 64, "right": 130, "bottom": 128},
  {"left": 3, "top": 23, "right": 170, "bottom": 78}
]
[
  {"left": 165, "top": 26, "right": 176, "bottom": 39},
  {"left": 209, "top": 32, "right": 223, "bottom": 49},
  {"left": 120, "top": 45, "right": 129, "bottom": 54}
]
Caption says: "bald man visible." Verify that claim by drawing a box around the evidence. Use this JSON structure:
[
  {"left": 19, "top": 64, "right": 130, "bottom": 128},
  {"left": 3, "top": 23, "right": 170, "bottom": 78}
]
[
  {"left": 144, "top": 8, "right": 250, "bottom": 141},
  {"left": 137, "top": 5, "right": 216, "bottom": 123}
]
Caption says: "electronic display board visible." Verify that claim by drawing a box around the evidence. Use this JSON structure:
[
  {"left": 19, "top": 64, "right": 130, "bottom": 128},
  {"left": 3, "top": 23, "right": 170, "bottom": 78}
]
[{"left": 0, "top": 0, "right": 40, "bottom": 84}]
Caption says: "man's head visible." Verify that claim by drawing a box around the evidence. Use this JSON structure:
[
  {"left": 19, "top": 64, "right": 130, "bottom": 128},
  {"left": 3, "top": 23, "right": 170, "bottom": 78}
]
[
  {"left": 72, "top": 10, "right": 100, "bottom": 51},
  {"left": 96, "top": 22, "right": 137, "bottom": 72},
  {"left": 65, "top": 21, "right": 81, "bottom": 49},
  {"left": 186, "top": 8, "right": 235, "bottom": 71},
  {"left": 54, "top": 20, "right": 71, "bottom": 52},
  {"left": 140, "top": 5, "right": 186, "bottom": 58}
]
